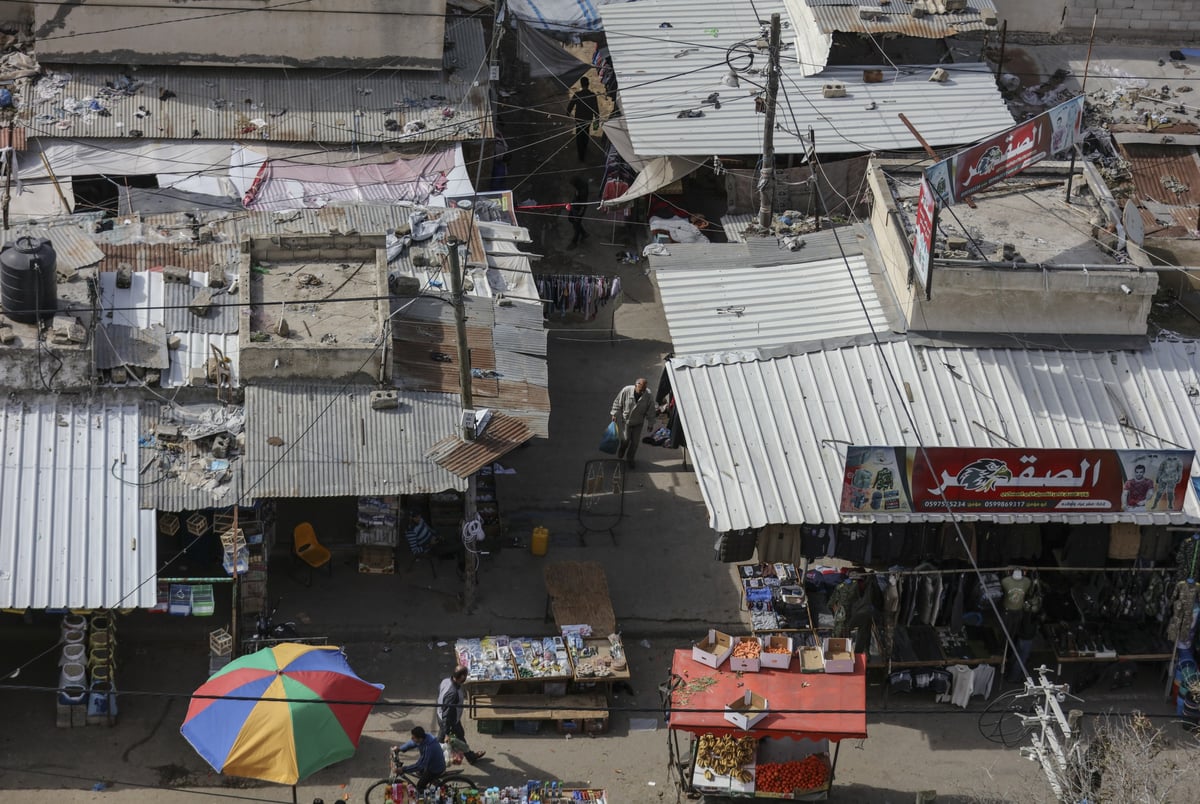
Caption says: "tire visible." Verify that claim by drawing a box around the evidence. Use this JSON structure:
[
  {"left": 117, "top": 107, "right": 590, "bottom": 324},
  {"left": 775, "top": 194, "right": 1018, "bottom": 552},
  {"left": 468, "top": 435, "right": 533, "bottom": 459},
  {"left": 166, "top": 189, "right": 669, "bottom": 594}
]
[{"left": 364, "top": 778, "right": 393, "bottom": 803}]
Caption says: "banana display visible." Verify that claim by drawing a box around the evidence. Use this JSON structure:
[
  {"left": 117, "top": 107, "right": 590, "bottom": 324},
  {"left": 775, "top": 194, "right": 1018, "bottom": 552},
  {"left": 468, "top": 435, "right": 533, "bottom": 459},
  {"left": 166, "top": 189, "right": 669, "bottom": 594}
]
[{"left": 695, "top": 733, "right": 757, "bottom": 783}]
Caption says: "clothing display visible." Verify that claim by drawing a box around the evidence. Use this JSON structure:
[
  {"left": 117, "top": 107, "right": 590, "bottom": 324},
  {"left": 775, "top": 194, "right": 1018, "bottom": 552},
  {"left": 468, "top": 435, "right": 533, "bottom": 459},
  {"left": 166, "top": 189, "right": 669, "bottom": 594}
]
[{"left": 536, "top": 274, "right": 621, "bottom": 320}]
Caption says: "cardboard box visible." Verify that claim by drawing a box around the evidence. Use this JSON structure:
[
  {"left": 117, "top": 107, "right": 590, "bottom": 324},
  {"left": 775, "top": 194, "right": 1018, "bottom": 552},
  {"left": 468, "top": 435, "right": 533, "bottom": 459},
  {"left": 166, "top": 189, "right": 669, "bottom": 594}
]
[
  {"left": 724, "top": 690, "right": 769, "bottom": 730},
  {"left": 799, "top": 646, "right": 825, "bottom": 673},
  {"left": 729, "top": 637, "right": 762, "bottom": 672},
  {"left": 822, "top": 637, "right": 855, "bottom": 673},
  {"left": 727, "top": 764, "right": 756, "bottom": 797},
  {"left": 759, "top": 636, "right": 794, "bottom": 670},
  {"left": 691, "top": 763, "right": 730, "bottom": 795},
  {"left": 693, "top": 629, "right": 734, "bottom": 669}
]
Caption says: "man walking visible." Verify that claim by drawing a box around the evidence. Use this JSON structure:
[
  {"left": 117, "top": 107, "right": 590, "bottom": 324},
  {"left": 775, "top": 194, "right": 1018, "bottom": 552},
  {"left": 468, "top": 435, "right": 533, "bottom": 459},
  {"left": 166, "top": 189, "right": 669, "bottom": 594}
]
[
  {"left": 437, "top": 666, "right": 486, "bottom": 764},
  {"left": 567, "top": 77, "right": 600, "bottom": 162},
  {"left": 610, "top": 377, "right": 653, "bottom": 469}
]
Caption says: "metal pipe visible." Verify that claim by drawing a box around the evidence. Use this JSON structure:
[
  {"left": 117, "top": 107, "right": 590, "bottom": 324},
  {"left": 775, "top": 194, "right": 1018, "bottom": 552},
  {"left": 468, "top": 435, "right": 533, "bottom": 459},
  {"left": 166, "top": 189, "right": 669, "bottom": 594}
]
[{"left": 934, "top": 258, "right": 1142, "bottom": 270}]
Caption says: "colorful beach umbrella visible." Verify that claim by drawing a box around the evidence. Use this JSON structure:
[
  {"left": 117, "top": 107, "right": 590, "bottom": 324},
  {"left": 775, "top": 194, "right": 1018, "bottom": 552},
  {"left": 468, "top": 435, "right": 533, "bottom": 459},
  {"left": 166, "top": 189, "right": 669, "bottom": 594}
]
[{"left": 180, "top": 643, "right": 383, "bottom": 786}]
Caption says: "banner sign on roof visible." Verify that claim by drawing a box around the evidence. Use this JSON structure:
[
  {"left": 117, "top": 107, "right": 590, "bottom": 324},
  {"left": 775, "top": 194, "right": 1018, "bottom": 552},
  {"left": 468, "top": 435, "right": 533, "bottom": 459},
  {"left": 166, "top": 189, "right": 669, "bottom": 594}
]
[
  {"left": 840, "top": 445, "right": 1193, "bottom": 515},
  {"left": 924, "top": 95, "right": 1085, "bottom": 206}
]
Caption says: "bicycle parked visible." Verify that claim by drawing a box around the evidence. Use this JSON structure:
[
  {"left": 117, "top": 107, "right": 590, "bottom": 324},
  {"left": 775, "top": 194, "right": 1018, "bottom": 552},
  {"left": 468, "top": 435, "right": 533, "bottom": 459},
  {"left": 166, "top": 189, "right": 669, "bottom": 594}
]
[{"left": 363, "top": 745, "right": 479, "bottom": 803}]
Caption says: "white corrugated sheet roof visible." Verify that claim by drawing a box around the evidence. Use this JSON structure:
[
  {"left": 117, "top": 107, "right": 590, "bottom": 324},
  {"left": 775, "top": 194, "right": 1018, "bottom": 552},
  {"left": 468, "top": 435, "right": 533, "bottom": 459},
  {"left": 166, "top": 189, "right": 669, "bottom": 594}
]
[
  {"left": 243, "top": 384, "right": 467, "bottom": 499},
  {"left": 599, "top": 0, "right": 1014, "bottom": 156},
  {"left": 0, "top": 400, "right": 157, "bottom": 609},
  {"left": 652, "top": 224, "right": 900, "bottom": 355},
  {"left": 669, "top": 339, "right": 1200, "bottom": 531}
]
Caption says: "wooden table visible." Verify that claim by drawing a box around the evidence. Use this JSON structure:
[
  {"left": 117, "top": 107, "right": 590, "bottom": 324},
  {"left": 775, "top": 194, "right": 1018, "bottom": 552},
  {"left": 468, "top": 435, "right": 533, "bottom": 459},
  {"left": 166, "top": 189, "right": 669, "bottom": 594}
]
[
  {"left": 469, "top": 692, "right": 607, "bottom": 721},
  {"left": 543, "top": 561, "right": 617, "bottom": 636},
  {"left": 569, "top": 637, "right": 631, "bottom": 683}
]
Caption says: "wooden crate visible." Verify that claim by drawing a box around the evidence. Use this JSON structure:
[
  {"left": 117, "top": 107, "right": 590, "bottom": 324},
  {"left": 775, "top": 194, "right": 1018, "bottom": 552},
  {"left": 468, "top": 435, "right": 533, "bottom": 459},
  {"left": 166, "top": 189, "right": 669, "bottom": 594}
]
[{"left": 358, "top": 546, "right": 395, "bottom": 574}]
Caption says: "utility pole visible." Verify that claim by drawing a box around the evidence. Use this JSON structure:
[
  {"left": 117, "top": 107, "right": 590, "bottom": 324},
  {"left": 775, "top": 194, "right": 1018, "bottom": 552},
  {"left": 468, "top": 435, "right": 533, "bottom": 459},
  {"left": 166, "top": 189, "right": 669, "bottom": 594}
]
[
  {"left": 758, "top": 12, "right": 782, "bottom": 229},
  {"left": 446, "top": 237, "right": 480, "bottom": 613}
]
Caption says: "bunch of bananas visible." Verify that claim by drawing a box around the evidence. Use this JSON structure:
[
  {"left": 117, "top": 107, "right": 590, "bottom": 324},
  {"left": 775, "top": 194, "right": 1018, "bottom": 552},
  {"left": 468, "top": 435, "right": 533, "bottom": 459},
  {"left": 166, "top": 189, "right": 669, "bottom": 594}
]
[{"left": 696, "top": 733, "right": 756, "bottom": 782}]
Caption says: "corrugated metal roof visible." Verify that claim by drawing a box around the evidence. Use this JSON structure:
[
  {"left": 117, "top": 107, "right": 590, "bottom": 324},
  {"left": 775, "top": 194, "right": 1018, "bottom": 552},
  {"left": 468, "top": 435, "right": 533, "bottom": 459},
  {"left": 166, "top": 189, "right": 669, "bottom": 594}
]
[
  {"left": 796, "top": 0, "right": 999, "bottom": 37},
  {"left": 139, "top": 402, "right": 243, "bottom": 512},
  {"left": 0, "top": 399, "right": 157, "bottom": 609},
  {"left": 599, "top": 0, "right": 1013, "bottom": 156},
  {"left": 655, "top": 250, "right": 892, "bottom": 355},
  {"left": 669, "top": 339, "right": 1200, "bottom": 531},
  {"left": 243, "top": 384, "right": 467, "bottom": 498},
  {"left": 425, "top": 413, "right": 535, "bottom": 478},
  {"left": 95, "top": 324, "right": 170, "bottom": 370},
  {"left": 164, "top": 332, "right": 240, "bottom": 389},
  {"left": 26, "top": 24, "right": 491, "bottom": 146},
  {"left": 96, "top": 243, "right": 240, "bottom": 275},
  {"left": 163, "top": 281, "right": 239, "bottom": 334},
  {"left": 1120, "top": 143, "right": 1200, "bottom": 206},
  {"left": 0, "top": 224, "right": 104, "bottom": 272}
]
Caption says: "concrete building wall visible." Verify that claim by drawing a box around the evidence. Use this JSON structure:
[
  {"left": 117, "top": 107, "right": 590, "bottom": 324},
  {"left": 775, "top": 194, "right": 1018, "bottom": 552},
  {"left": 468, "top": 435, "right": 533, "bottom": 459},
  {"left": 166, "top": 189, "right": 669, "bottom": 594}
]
[
  {"left": 865, "top": 163, "right": 1158, "bottom": 336},
  {"left": 32, "top": 0, "right": 447, "bottom": 70},
  {"left": 997, "top": 1, "right": 1200, "bottom": 35}
]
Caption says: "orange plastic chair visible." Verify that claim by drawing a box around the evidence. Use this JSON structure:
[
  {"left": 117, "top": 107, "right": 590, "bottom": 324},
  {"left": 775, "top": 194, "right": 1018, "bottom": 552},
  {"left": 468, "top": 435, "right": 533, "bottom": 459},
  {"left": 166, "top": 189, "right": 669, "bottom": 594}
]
[{"left": 292, "top": 522, "right": 332, "bottom": 586}]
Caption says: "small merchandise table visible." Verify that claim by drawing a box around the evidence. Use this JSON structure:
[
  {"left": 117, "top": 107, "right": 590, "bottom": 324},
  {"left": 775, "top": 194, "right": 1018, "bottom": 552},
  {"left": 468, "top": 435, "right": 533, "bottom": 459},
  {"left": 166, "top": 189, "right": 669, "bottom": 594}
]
[
  {"left": 666, "top": 648, "right": 867, "bottom": 800},
  {"left": 543, "top": 561, "right": 617, "bottom": 636},
  {"left": 488, "top": 782, "right": 610, "bottom": 803},
  {"left": 739, "top": 562, "right": 813, "bottom": 634}
]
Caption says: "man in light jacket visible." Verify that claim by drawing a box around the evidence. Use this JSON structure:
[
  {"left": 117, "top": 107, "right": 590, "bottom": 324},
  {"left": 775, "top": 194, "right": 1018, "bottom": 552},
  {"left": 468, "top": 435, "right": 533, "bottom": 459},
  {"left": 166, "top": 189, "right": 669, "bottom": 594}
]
[{"left": 610, "top": 377, "right": 652, "bottom": 469}]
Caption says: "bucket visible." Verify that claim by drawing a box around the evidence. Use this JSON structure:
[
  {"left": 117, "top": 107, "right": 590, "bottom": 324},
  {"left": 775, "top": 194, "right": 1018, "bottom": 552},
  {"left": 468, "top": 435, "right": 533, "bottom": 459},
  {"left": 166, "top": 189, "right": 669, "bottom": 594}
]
[
  {"left": 60, "top": 662, "right": 86, "bottom": 687},
  {"left": 87, "top": 681, "right": 117, "bottom": 719},
  {"left": 60, "top": 642, "right": 86, "bottom": 666},
  {"left": 531, "top": 526, "right": 549, "bottom": 557},
  {"left": 61, "top": 614, "right": 87, "bottom": 638},
  {"left": 59, "top": 683, "right": 87, "bottom": 706},
  {"left": 88, "top": 647, "right": 113, "bottom": 671}
]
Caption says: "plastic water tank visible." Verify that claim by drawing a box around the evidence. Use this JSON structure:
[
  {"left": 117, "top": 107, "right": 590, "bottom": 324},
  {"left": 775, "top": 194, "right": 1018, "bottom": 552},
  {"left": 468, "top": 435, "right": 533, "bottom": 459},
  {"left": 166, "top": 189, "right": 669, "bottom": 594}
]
[{"left": 0, "top": 236, "right": 57, "bottom": 324}]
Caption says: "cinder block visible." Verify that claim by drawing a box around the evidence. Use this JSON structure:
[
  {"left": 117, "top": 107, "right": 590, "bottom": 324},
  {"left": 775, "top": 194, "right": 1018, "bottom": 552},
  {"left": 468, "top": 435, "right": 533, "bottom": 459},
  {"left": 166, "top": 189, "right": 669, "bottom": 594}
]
[
  {"left": 110, "top": 367, "right": 128, "bottom": 385},
  {"left": 163, "top": 265, "right": 190, "bottom": 284},
  {"left": 370, "top": 389, "right": 399, "bottom": 410},
  {"left": 115, "top": 263, "right": 133, "bottom": 289},
  {"left": 207, "top": 267, "right": 225, "bottom": 288},
  {"left": 189, "top": 289, "right": 214, "bottom": 317}
]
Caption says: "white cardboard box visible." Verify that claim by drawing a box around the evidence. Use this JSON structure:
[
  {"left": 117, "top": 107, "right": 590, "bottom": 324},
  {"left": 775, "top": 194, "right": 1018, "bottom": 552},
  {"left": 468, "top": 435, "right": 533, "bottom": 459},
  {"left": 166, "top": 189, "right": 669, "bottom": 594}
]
[
  {"left": 728, "top": 637, "right": 762, "bottom": 672},
  {"left": 822, "top": 637, "right": 855, "bottom": 673},
  {"left": 759, "top": 636, "right": 794, "bottom": 669},
  {"left": 693, "top": 629, "right": 734, "bottom": 669},
  {"left": 799, "top": 645, "right": 826, "bottom": 673},
  {"left": 727, "top": 765, "right": 756, "bottom": 796},
  {"left": 690, "top": 764, "right": 730, "bottom": 794},
  {"left": 724, "top": 690, "right": 769, "bottom": 730}
]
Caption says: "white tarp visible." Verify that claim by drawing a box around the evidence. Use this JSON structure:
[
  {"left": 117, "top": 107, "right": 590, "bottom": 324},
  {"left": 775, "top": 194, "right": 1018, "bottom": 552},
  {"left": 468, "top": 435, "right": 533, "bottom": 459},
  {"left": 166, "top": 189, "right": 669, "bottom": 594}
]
[
  {"left": 600, "top": 155, "right": 700, "bottom": 207},
  {"left": 509, "top": 0, "right": 611, "bottom": 32},
  {"left": 16, "top": 139, "right": 235, "bottom": 182},
  {"left": 6, "top": 179, "right": 76, "bottom": 222}
]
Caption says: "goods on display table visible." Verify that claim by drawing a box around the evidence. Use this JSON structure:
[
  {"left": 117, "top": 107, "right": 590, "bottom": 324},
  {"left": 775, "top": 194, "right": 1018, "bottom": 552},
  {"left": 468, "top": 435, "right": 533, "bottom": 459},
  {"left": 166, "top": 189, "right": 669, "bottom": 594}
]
[
  {"left": 665, "top": 646, "right": 866, "bottom": 800},
  {"left": 563, "top": 627, "right": 628, "bottom": 680},
  {"left": 486, "top": 782, "right": 609, "bottom": 803},
  {"left": 510, "top": 637, "right": 571, "bottom": 679},
  {"left": 456, "top": 637, "right": 518, "bottom": 682},
  {"left": 741, "top": 563, "right": 810, "bottom": 633}
]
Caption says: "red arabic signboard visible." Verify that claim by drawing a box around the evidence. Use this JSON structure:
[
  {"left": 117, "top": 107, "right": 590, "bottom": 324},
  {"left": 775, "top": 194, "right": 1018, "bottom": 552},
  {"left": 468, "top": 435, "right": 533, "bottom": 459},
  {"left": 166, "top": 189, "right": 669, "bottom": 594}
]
[
  {"left": 840, "top": 446, "right": 1194, "bottom": 516},
  {"left": 923, "top": 96, "right": 1085, "bottom": 207},
  {"left": 911, "top": 176, "right": 937, "bottom": 296}
]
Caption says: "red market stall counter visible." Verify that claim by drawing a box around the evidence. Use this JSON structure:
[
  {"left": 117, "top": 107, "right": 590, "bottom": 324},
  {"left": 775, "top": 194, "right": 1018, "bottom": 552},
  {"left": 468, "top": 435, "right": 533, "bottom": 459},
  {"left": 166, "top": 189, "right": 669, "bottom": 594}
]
[{"left": 665, "top": 648, "right": 868, "bottom": 800}]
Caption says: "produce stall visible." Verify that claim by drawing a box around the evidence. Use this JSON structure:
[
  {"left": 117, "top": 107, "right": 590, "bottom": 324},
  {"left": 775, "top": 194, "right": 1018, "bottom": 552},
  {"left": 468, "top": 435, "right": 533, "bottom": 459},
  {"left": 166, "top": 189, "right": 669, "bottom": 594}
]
[{"left": 664, "top": 647, "right": 867, "bottom": 800}]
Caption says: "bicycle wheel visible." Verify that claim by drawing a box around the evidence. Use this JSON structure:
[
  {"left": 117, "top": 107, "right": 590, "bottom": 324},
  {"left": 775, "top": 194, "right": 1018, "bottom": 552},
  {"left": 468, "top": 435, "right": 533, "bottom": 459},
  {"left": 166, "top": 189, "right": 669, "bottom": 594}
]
[{"left": 364, "top": 778, "right": 396, "bottom": 803}]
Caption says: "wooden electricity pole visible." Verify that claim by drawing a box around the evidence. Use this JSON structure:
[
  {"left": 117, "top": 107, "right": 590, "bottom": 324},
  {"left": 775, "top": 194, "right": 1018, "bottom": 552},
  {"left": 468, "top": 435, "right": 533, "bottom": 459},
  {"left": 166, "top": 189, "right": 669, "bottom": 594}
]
[
  {"left": 447, "top": 238, "right": 479, "bottom": 613},
  {"left": 757, "top": 13, "right": 782, "bottom": 229}
]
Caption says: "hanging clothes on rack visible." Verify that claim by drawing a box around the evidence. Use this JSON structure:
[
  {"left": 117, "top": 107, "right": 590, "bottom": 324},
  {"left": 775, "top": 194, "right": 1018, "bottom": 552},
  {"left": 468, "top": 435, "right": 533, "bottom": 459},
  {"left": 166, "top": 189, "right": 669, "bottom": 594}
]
[{"left": 535, "top": 274, "right": 623, "bottom": 320}]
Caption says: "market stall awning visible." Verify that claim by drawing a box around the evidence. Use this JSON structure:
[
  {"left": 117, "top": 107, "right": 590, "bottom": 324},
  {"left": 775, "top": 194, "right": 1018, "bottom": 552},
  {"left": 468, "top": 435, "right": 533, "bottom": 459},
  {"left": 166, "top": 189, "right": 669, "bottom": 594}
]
[
  {"left": 667, "top": 649, "right": 867, "bottom": 741},
  {"left": 425, "top": 412, "right": 534, "bottom": 478},
  {"left": 598, "top": 154, "right": 701, "bottom": 208}
]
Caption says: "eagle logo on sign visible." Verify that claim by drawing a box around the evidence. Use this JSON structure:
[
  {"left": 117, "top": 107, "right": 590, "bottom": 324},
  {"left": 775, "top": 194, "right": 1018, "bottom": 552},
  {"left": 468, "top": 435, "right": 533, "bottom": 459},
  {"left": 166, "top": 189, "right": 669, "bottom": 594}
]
[{"left": 956, "top": 458, "right": 1013, "bottom": 492}]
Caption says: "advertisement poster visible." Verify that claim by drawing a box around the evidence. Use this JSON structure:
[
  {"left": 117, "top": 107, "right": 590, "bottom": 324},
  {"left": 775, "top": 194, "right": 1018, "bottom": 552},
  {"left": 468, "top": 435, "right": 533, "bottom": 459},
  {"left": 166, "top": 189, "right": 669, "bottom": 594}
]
[
  {"left": 840, "top": 446, "right": 1194, "bottom": 515},
  {"left": 923, "top": 95, "right": 1084, "bottom": 207},
  {"left": 911, "top": 175, "right": 937, "bottom": 296}
]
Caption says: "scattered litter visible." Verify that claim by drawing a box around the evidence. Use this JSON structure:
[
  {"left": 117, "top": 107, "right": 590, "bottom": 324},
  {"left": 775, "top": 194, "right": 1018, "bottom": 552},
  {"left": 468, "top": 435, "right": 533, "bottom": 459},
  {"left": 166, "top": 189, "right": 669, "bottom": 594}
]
[
  {"left": 491, "top": 462, "right": 516, "bottom": 475},
  {"left": 629, "top": 718, "right": 659, "bottom": 732},
  {"left": 647, "top": 782, "right": 656, "bottom": 786},
  {"left": 639, "top": 639, "right": 652, "bottom": 649},
  {"left": 436, "top": 641, "right": 447, "bottom": 647}
]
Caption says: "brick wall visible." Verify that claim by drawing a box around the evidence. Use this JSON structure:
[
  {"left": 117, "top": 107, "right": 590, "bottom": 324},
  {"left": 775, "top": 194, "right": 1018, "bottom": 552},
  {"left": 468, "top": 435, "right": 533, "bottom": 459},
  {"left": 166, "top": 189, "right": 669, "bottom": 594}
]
[{"left": 1063, "top": 0, "right": 1200, "bottom": 34}]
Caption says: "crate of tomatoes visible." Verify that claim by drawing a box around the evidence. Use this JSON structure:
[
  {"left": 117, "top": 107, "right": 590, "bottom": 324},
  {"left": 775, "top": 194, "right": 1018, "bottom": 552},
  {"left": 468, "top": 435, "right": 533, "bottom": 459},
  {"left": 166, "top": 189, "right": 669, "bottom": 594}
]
[{"left": 753, "top": 753, "right": 831, "bottom": 798}]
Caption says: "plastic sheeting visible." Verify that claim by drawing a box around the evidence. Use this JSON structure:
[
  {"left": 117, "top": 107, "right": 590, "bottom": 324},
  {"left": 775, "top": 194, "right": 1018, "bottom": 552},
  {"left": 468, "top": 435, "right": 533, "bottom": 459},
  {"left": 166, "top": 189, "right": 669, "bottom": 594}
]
[
  {"left": 239, "top": 144, "right": 475, "bottom": 211},
  {"left": 517, "top": 20, "right": 592, "bottom": 83},
  {"left": 509, "top": 0, "right": 612, "bottom": 32},
  {"left": 600, "top": 156, "right": 700, "bottom": 207}
]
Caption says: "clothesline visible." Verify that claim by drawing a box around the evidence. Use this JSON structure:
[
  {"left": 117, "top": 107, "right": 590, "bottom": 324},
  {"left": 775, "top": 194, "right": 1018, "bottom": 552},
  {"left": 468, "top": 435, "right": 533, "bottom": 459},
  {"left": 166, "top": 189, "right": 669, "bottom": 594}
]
[{"left": 536, "top": 274, "right": 622, "bottom": 321}]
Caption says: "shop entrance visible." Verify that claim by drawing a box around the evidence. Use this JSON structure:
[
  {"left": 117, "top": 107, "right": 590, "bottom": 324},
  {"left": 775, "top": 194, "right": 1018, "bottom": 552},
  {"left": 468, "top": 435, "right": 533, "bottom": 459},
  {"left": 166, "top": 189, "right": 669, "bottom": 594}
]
[{"left": 273, "top": 496, "right": 358, "bottom": 550}]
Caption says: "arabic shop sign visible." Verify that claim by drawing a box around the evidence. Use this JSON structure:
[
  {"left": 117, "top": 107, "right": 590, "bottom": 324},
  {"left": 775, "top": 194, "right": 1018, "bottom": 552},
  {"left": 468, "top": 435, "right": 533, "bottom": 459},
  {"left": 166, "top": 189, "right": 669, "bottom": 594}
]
[
  {"left": 911, "top": 175, "right": 937, "bottom": 297},
  {"left": 923, "top": 95, "right": 1085, "bottom": 207},
  {"left": 840, "top": 446, "right": 1194, "bottom": 516}
]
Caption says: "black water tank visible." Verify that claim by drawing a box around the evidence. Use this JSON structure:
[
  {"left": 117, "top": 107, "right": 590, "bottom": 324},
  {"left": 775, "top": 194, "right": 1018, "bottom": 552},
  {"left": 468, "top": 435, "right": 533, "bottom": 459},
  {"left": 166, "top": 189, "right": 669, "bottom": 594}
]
[{"left": 0, "top": 236, "right": 57, "bottom": 324}]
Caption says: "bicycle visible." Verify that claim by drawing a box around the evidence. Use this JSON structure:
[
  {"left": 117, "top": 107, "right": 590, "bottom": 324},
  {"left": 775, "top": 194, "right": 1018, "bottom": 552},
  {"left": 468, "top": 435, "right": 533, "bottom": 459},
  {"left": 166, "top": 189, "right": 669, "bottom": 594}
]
[{"left": 363, "top": 746, "right": 479, "bottom": 803}]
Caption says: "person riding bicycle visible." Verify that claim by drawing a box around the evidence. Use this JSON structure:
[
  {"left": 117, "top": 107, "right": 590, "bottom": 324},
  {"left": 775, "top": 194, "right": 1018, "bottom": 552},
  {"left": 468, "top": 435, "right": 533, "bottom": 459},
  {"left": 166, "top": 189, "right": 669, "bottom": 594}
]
[{"left": 396, "top": 726, "right": 446, "bottom": 792}]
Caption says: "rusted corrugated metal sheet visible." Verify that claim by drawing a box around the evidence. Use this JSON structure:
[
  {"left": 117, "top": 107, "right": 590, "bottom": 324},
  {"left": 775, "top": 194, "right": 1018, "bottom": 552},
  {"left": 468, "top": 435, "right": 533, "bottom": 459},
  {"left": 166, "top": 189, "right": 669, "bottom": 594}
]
[
  {"left": 802, "top": 0, "right": 999, "bottom": 37},
  {"left": 1120, "top": 142, "right": 1200, "bottom": 206},
  {"left": 425, "top": 412, "right": 534, "bottom": 478},
  {"left": 0, "top": 126, "right": 27, "bottom": 150},
  {"left": 95, "top": 243, "right": 241, "bottom": 273},
  {"left": 1, "top": 223, "right": 105, "bottom": 271}
]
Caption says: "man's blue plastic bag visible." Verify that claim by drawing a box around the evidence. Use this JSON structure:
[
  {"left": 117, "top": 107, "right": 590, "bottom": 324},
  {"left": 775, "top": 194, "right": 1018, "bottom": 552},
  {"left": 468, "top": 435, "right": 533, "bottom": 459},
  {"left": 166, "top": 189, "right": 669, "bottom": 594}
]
[{"left": 599, "top": 421, "right": 619, "bottom": 453}]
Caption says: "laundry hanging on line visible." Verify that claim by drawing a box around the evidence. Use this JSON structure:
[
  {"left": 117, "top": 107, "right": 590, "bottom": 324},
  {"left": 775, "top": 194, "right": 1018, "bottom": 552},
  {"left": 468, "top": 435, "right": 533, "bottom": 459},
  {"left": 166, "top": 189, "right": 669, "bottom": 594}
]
[{"left": 536, "top": 274, "right": 621, "bottom": 320}]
